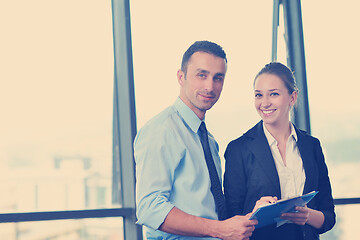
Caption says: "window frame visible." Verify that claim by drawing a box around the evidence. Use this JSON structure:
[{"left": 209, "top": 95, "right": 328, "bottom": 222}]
[{"left": 0, "top": 0, "right": 142, "bottom": 240}]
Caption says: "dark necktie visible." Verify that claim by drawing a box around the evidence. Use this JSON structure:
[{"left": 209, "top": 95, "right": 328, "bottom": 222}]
[{"left": 198, "top": 122, "right": 226, "bottom": 220}]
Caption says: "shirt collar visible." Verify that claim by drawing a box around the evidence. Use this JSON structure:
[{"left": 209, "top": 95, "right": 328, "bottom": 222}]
[
  {"left": 290, "top": 123, "right": 298, "bottom": 142},
  {"left": 263, "top": 122, "right": 298, "bottom": 146},
  {"left": 263, "top": 122, "right": 277, "bottom": 146},
  {"left": 173, "top": 97, "right": 202, "bottom": 133}
]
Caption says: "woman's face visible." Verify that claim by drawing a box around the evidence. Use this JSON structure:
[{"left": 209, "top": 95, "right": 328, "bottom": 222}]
[{"left": 254, "top": 73, "right": 297, "bottom": 127}]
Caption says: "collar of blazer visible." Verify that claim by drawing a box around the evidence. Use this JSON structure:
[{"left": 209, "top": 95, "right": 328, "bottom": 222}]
[
  {"left": 293, "top": 126, "right": 317, "bottom": 195},
  {"left": 244, "top": 121, "right": 316, "bottom": 198}
]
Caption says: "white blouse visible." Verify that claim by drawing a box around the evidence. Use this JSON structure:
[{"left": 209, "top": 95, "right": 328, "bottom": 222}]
[{"left": 263, "top": 123, "right": 306, "bottom": 199}]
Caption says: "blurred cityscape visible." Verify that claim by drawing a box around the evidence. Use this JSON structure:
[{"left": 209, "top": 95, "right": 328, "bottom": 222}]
[
  {"left": 320, "top": 138, "right": 360, "bottom": 240},
  {"left": 0, "top": 155, "right": 123, "bottom": 240}
]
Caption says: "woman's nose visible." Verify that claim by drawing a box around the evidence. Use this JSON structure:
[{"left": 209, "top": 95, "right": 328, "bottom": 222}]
[{"left": 261, "top": 96, "right": 271, "bottom": 107}]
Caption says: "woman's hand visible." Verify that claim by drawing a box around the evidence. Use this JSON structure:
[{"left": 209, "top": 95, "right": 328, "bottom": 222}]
[
  {"left": 281, "top": 206, "right": 325, "bottom": 228},
  {"left": 280, "top": 206, "right": 310, "bottom": 225},
  {"left": 251, "top": 196, "right": 278, "bottom": 213}
]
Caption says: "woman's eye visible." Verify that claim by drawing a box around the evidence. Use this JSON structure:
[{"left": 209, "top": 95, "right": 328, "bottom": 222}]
[
  {"left": 255, "top": 93, "right": 262, "bottom": 98},
  {"left": 270, "top": 92, "right": 279, "bottom": 96}
]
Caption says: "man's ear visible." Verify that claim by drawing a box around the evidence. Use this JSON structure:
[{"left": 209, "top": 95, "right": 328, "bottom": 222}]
[{"left": 177, "top": 69, "right": 185, "bottom": 86}]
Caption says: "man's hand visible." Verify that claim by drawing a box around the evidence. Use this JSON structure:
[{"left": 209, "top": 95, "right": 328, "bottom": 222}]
[{"left": 216, "top": 215, "right": 257, "bottom": 240}]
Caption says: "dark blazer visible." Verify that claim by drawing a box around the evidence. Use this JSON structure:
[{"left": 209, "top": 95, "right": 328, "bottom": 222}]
[{"left": 224, "top": 121, "right": 335, "bottom": 240}]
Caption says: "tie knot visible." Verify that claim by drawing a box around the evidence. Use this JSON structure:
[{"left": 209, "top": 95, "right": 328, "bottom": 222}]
[{"left": 199, "top": 122, "right": 207, "bottom": 135}]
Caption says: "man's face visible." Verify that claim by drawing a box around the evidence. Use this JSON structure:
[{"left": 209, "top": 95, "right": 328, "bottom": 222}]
[{"left": 178, "top": 51, "right": 227, "bottom": 120}]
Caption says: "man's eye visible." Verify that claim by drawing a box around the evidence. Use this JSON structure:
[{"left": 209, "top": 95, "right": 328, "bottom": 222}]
[
  {"left": 214, "top": 76, "right": 224, "bottom": 82},
  {"left": 198, "top": 74, "right": 206, "bottom": 78}
]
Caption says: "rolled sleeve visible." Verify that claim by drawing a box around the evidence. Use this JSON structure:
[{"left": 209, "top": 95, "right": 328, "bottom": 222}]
[
  {"left": 136, "top": 193, "right": 175, "bottom": 229},
  {"left": 134, "top": 122, "right": 181, "bottom": 230}
]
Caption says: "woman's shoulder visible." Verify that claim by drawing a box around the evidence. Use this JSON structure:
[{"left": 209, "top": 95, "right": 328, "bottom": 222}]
[
  {"left": 226, "top": 122, "right": 262, "bottom": 148},
  {"left": 294, "top": 125, "right": 323, "bottom": 150}
]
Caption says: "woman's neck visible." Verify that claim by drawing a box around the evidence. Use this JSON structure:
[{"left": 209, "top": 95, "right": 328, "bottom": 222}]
[{"left": 264, "top": 121, "right": 292, "bottom": 144}]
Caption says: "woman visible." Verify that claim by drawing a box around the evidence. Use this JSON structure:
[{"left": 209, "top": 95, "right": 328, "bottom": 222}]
[{"left": 224, "top": 62, "right": 335, "bottom": 239}]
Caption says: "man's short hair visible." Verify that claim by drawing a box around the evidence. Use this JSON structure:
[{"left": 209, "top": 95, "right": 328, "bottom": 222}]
[{"left": 181, "top": 40, "right": 227, "bottom": 75}]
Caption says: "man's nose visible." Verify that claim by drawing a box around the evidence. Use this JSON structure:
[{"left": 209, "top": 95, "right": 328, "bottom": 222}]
[{"left": 204, "top": 78, "right": 214, "bottom": 91}]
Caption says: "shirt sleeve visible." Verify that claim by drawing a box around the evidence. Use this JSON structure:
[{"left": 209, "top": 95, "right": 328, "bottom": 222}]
[{"left": 134, "top": 123, "right": 182, "bottom": 230}]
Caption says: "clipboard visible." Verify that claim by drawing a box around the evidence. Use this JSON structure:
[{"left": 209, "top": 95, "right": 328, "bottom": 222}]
[{"left": 249, "top": 191, "right": 318, "bottom": 228}]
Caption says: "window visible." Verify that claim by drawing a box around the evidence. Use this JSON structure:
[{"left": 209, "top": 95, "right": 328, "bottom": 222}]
[
  {"left": 0, "top": 0, "right": 118, "bottom": 239},
  {"left": 302, "top": 1, "right": 360, "bottom": 239},
  {"left": 131, "top": 0, "right": 274, "bottom": 158},
  {"left": 0, "top": 218, "right": 124, "bottom": 240}
]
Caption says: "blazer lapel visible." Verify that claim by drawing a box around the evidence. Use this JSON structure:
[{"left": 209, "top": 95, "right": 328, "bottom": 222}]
[
  {"left": 295, "top": 128, "right": 316, "bottom": 194},
  {"left": 247, "top": 122, "right": 281, "bottom": 196}
]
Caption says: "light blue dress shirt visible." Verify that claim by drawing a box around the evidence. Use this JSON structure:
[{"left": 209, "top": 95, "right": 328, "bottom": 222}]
[{"left": 134, "top": 97, "right": 222, "bottom": 240}]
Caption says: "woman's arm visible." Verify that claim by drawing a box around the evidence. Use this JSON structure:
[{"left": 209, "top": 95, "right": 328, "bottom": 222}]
[
  {"left": 224, "top": 141, "right": 248, "bottom": 217},
  {"left": 313, "top": 138, "right": 336, "bottom": 233}
]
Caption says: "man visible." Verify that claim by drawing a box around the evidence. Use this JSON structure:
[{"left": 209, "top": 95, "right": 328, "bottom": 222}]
[{"left": 134, "top": 41, "right": 257, "bottom": 239}]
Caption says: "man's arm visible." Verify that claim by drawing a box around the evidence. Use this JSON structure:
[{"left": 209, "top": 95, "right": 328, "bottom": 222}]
[{"left": 160, "top": 207, "right": 257, "bottom": 240}]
